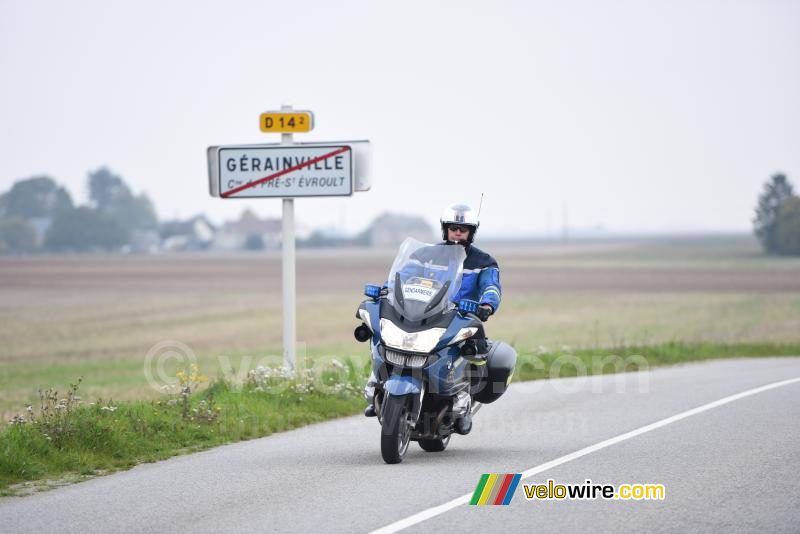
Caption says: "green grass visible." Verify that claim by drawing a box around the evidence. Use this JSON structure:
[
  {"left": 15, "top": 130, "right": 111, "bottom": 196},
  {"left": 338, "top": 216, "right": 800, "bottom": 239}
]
[
  {"left": 1, "top": 376, "right": 364, "bottom": 493},
  {"left": 2, "top": 341, "right": 798, "bottom": 493},
  {"left": 513, "top": 341, "right": 800, "bottom": 381}
]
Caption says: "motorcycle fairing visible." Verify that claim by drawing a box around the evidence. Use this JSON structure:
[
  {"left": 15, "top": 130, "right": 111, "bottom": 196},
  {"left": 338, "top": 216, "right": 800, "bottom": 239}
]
[{"left": 384, "top": 374, "right": 422, "bottom": 396}]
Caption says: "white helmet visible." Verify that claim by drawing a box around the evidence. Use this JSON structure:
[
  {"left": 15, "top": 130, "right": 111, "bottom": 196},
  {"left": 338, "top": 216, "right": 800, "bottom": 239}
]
[{"left": 440, "top": 203, "right": 479, "bottom": 243}]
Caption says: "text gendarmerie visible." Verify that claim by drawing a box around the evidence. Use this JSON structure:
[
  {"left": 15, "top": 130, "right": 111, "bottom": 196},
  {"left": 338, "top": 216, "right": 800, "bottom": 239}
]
[{"left": 226, "top": 155, "right": 345, "bottom": 173}]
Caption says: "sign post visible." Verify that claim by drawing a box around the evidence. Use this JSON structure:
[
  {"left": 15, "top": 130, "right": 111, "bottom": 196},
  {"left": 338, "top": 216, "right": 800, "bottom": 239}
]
[
  {"left": 207, "top": 108, "right": 372, "bottom": 375},
  {"left": 280, "top": 105, "right": 296, "bottom": 372}
]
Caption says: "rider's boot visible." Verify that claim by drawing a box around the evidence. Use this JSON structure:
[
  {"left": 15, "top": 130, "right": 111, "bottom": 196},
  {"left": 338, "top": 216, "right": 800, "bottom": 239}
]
[
  {"left": 456, "top": 414, "right": 473, "bottom": 435},
  {"left": 453, "top": 390, "right": 473, "bottom": 435},
  {"left": 363, "top": 372, "right": 377, "bottom": 417}
]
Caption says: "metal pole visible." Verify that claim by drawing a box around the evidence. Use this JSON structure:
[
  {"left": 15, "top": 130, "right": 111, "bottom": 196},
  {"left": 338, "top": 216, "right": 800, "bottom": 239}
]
[{"left": 281, "top": 104, "right": 296, "bottom": 373}]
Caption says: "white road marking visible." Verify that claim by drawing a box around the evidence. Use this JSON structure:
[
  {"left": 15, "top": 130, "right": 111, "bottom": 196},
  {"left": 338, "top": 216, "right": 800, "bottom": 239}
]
[{"left": 370, "top": 376, "right": 800, "bottom": 534}]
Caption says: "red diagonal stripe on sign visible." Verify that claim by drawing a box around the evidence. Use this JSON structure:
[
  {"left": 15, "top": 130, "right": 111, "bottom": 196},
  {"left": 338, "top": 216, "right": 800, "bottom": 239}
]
[{"left": 221, "top": 146, "right": 351, "bottom": 198}]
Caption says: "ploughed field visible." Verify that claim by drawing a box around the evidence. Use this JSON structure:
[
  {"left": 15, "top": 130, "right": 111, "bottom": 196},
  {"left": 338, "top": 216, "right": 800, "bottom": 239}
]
[{"left": 1, "top": 235, "right": 799, "bottom": 416}]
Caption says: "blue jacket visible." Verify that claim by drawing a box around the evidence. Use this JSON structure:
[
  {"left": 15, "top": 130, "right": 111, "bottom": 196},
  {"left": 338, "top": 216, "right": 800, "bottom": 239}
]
[{"left": 456, "top": 244, "right": 502, "bottom": 313}]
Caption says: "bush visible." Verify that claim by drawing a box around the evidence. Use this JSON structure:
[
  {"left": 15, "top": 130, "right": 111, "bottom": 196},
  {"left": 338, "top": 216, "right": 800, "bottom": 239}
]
[
  {"left": 44, "top": 207, "right": 130, "bottom": 252},
  {"left": 0, "top": 217, "right": 37, "bottom": 254}
]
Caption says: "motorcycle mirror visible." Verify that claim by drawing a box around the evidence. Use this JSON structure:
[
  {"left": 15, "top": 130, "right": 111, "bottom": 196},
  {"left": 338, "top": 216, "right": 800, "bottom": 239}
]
[{"left": 354, "top": 323, "right": 371, "bottom": 342}]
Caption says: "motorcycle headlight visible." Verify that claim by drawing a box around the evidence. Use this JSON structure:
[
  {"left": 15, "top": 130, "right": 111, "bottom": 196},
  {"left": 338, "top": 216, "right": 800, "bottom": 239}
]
[
  {"left": 380, "top": 319, "right": 445, "bottom": 353},
  {"left": 451, "top": 327, "right": 478, "bottom": 345}
]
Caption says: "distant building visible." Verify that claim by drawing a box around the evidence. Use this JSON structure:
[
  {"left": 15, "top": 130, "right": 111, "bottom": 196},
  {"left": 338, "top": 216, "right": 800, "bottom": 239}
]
[
  {"left": 160, "top": 215, "right": 216, "bottom": 251},
  {"left": 27, "top": 216, "right": 52, "bottom": 247},
  {"left": 366, "top": 213, "right": 435, "bottom": 247},
  {"left": 128, "top": 229, "right": 161, "bottom": 254},
  {"left": 212, "top": 209, "right": 282, "bottom": 251}
]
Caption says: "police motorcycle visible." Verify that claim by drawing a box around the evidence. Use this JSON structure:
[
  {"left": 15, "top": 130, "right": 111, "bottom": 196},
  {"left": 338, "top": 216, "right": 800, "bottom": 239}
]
[{"left": 354, "top": 238, "right": 517, "bottom": 464}]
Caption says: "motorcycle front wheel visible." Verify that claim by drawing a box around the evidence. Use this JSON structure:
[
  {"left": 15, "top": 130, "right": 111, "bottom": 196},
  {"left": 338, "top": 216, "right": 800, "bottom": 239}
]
[{"left": 381, "top": 395, "right": 412, "bottom": 464}]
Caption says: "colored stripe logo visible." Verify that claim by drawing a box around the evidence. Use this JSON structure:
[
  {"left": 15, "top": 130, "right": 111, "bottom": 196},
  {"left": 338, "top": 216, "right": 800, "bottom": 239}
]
[{"left": 470, "top": 474, "right": 522, "bottom": 505}]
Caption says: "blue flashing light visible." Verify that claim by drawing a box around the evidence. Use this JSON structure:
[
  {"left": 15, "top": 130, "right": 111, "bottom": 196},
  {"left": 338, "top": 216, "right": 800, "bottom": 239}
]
[
  {"left": 458, "top": 299, "right": 479, "bottom": 314},
  {"left": 365, "top": 284, "right": 382, "bottom": 299}
]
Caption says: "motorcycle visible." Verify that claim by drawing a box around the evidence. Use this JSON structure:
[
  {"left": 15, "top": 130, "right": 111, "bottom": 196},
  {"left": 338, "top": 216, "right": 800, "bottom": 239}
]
[{"left": 354, "top": 238, "right": 517, "bottom": 464}]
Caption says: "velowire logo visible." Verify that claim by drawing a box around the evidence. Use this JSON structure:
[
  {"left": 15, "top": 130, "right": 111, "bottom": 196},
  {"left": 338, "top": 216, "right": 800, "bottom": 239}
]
[{"left": 469, "top": 474, "right": 522, "bottom": 505}]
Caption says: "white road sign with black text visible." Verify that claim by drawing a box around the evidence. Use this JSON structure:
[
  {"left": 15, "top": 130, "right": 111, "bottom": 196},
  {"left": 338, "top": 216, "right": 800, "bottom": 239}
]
[{"left": 213, "top": 144, "right": 355, "bottom": 198}]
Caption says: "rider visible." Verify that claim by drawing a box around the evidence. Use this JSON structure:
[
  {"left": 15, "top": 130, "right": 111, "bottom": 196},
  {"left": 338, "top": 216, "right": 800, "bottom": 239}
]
[
  {"left": 363, "top": 203, "right": 502, "bottom": 417},
  {"left": 438, "top": 203, "right": 501, "bottom": 334}
]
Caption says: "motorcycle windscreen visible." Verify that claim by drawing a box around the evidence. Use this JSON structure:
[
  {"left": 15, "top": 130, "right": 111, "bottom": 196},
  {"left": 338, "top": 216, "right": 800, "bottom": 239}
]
[{"left": 385, "top": 238, "right": 466, "bottom": 322}]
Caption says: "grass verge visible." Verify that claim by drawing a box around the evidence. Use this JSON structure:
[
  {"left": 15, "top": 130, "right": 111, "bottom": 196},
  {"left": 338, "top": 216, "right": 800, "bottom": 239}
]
[
  {"left": 514, "top": 340, "right": 800, "bottom": 381},
  {"left": 2, "top": 341, "right": 799, "bottom": 494}
]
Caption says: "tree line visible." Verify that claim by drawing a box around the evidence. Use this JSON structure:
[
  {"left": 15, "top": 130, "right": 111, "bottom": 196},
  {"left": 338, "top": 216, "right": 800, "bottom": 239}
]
[
  {"left": 2, "top": 170, "right": 799, "bottom": 255},
  {"left": 0, "top": 168, "right": 157, "bottom": 253}
]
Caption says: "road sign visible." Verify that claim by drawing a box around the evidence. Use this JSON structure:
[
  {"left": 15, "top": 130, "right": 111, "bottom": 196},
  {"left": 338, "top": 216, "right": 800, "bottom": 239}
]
[
  {"left": 208, "top": 103, "right": 372, "bottom": 373},
  {"left": 217, "top": 144, "right": 350, "bottom": 198},
  {"left": 259, "top": 111, "right": 314, "bottom": 133},
  {"left": 207, "top": 141, "right": 371, "bottom": 198}
]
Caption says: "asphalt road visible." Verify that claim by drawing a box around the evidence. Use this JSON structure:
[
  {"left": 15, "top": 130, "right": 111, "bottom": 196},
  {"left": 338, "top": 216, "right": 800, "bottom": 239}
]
[{"left": 2, "top": 357, "right": 799, "bottom": 533}]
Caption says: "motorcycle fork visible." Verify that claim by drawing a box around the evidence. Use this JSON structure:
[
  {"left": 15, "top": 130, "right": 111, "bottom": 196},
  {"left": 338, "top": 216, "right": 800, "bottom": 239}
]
[{"left": 374, "top": 385, "right": 424, "bottom": 425}]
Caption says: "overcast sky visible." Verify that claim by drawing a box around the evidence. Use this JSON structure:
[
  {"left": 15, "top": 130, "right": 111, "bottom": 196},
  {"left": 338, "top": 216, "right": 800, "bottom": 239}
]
[{"left": 1, "top": 0, "right": 798, "bottom": 237}]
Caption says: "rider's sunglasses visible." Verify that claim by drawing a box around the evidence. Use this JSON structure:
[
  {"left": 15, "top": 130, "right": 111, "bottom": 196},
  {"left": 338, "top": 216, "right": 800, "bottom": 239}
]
[{"left": 448, "top": 224, "right": 471, "bottom": 233}]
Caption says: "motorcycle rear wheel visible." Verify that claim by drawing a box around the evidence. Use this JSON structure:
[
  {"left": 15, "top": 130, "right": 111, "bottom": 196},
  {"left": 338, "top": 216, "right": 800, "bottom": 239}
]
[{"left": 381, "top": 395, "right": 412, "bottom": 464}]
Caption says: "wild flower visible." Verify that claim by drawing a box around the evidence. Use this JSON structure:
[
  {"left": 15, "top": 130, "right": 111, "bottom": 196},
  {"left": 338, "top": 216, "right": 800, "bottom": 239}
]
[
  {"left": 246, "top": 361, "right": 361, "bottom": 400},
  {"left": 177, "top": 364, "right": 208, "bottom": 387},
  {"left": 295, "top": 384, "right": 312, "bottom": 394},
  {"left": 161, "top": 364, "right": 218, "bottom": 423},
  {"left": 329, "top": 359, "right": 347, "bottom": 371},
  {"left": 28, "top": 377, "right": 84, "bottom": 442},
  {"left": 101, "top": 406, "right": 118, "bottom": 412},
  {"left": 8, "top": 414, "right": 26, "bottom": 425}
]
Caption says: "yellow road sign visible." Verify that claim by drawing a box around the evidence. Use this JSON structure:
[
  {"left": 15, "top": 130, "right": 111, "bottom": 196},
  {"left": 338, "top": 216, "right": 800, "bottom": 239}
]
[{"left": 259, "top": 111, "right": 314, "bottom": 133}]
